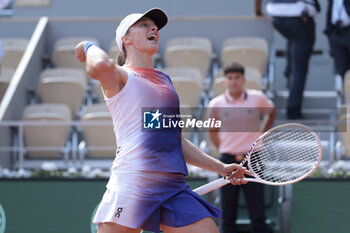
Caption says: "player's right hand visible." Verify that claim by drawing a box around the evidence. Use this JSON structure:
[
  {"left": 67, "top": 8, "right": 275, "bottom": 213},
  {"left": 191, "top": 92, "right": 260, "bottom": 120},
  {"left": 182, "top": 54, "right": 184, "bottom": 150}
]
[
  {"left": 224, "top": 164, "right": 251, "bottom": 185},
  {"left": 75, "top": 41, "right": 87, "bottom": 63}
]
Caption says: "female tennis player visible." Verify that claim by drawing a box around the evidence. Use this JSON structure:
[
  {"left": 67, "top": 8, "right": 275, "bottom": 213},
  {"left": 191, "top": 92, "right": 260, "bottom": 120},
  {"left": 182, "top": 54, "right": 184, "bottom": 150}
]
[{"left": 75, "top": 8, "right": 251, "bottom": 233}]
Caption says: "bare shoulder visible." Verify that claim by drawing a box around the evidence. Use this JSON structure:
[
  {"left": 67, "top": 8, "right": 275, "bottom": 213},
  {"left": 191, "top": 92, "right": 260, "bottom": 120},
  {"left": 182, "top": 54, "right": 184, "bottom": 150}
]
[{"left": 100, "top": 64, "right": 128, "bottom": 98}]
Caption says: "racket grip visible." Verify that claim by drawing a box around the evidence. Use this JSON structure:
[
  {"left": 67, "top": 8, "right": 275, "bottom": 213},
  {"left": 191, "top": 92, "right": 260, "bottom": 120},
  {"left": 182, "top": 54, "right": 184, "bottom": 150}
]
[{"left": 193, "top": 177, "right": 230, "bottom": 196}]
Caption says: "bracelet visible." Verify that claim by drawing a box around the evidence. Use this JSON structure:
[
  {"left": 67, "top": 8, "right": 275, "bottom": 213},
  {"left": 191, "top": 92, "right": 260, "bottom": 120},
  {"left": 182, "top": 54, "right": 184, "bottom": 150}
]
[{"left": 84, "top": 41, "right": 97, "bottom": 54}]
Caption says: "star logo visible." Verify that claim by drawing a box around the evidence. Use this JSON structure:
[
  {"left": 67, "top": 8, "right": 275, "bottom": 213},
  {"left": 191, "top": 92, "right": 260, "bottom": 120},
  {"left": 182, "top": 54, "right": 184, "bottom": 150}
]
[
  {"left": 151, "top": 109, "right": 162, "bottom": 122},
  {"left": 143, "top": 109, "right": 162, "bottom": 129}
]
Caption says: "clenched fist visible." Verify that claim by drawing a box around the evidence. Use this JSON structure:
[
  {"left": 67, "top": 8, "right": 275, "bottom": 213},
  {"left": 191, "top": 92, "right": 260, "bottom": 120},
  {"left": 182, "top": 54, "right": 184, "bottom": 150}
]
[{"left": 75, "top": 41, "right": 87, "bottom": 63}]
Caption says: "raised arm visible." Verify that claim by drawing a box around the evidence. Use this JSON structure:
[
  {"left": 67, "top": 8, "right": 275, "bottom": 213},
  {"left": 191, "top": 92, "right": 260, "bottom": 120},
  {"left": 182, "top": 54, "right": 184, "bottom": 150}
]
[{"left": 75, "top": 41, "right": 128, "bottom": 98}]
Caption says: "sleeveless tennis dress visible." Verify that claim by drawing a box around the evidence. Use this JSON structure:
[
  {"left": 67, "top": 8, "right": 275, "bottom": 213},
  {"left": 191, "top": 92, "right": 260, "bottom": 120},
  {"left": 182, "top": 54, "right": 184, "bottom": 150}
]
[{"left": 92, "top": 66, "right": 220, "bottom": 233}]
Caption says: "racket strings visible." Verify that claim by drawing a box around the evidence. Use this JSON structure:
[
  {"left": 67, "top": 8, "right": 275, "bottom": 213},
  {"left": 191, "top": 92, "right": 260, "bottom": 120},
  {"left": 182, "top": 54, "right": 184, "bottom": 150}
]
[{"left": 249, "top": 126, "right": 321, "bottom": 184}]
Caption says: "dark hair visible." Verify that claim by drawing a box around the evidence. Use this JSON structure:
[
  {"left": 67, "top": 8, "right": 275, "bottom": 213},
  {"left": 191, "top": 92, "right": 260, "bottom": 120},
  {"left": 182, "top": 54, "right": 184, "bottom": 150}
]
[
  {"left": 224, "top": 62, "right": 245, "bottom": 76},
  {"left": 116, "top": 28, "right": 130, "bottom": 66},
  {"left": 117, "top": 46, "right": 127, "bottom": 66}
]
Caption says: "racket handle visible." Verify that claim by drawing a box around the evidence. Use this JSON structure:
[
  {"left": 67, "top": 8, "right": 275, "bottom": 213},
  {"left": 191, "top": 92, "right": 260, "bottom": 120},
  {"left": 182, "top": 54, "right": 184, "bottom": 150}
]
[{"left": 193, "top": 177, "right": 230, "bottom": 196}]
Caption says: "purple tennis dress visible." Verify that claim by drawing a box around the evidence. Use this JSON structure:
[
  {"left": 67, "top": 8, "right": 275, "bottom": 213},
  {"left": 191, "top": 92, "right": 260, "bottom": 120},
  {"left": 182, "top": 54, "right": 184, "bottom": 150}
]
[{"left": 92, "top": 66, "right": 220, "bottom": 233}]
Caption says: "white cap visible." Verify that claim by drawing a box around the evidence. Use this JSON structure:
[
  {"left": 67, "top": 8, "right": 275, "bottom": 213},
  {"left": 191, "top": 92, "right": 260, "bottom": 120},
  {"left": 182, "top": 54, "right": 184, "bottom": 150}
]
[{"left": 115, "top": 8, "right": 168, "bottom": 51}]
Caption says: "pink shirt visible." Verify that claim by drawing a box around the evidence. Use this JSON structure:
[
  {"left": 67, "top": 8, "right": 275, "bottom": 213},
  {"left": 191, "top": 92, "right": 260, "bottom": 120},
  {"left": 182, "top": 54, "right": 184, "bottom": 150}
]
[{"left": 208, "top": 89, "right": 275, "bottom": 155}]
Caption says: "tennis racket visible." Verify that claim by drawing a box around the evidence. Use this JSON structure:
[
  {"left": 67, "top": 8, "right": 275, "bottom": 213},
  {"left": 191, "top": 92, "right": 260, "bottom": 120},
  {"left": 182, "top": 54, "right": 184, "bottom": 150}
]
[{"left": 194, "top": 123, "right": 322, "bottom": 196}]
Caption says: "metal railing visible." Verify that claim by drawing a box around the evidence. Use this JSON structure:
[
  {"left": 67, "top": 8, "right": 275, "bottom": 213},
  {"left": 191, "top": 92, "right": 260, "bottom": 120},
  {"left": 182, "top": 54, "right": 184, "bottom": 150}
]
[{"left": 0, "top": 120, "right": 116, "bottom": 169}]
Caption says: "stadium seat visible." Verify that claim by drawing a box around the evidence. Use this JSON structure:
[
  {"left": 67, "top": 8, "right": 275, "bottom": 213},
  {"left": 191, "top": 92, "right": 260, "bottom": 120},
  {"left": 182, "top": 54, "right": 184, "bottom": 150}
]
[
  {"left": 213, "top": 67, "right": 262, "bottom": 97},
  {"left": 221, "top": 36, "right": 268, "bottom": 75},
  {"left": 163, "top": 67, "right": 203, "bottom": 107},
  {"left": 22, "top": 103, "right": 72, "bottom": 159},
  {"left": 37, "top": 67, "right": 88, "bottom": 118},
  {"left": 343, "top": 70, "right": 350, "bottom": 104},
  {"left": 52, "top": 37, "right": 100, "bottom": 69},
  {"left": 1, "top": 37, "right": 29, "bottom": 69},
  {"left": 164, "top": 37, "right": 214, "bottom": 78},
  {"left": 0, "top": 68, "right": 15, "bottom": 100},
  {"left": 79, "top": 103, "right": 116, "bottom": 158}
]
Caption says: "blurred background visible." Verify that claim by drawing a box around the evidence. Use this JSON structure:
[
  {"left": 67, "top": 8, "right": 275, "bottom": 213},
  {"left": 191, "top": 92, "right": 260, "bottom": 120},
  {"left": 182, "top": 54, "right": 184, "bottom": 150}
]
[{"left": 0, "top": 0, "right": 349, "bottom": 233}]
